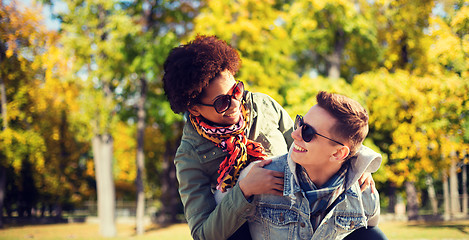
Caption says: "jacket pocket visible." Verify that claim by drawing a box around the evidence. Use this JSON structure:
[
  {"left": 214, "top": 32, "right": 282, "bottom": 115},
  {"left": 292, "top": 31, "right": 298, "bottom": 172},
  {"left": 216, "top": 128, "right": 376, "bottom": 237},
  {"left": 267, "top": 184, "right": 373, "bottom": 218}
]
[
  {"left": 254, "top": 206, "right": 299, "bottom": 240},
  {"left": 334, "top": 214, "right": 365, "bottom": 231},
  {"left": 259, "top": 206, "right": 299, "bottom": 226},
  {"left": 195, "top": 141, "right": 226, "bottom": 164}
]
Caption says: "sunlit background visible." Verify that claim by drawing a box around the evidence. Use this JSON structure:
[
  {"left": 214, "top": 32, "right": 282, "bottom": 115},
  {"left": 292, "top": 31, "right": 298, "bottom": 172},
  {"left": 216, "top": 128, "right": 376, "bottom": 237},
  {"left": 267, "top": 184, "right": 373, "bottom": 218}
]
[{"left": 0, "top": 0, "right": 468, "bottom": 238}]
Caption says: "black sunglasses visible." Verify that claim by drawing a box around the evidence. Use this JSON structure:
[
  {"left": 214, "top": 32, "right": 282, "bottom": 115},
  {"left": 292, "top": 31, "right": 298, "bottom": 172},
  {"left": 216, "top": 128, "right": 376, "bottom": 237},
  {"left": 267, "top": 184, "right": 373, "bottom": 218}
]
[
  {"left": 198, "top": 81, "right": 244, "bottom": 114},
  {"left": 294, "top": 115, "right": 344, "bottom": 146}
]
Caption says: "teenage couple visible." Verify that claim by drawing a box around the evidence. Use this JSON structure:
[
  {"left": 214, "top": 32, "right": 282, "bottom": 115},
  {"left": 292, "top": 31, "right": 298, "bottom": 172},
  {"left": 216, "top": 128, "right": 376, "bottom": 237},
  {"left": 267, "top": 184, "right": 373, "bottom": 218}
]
[{"left": 163, "top": 35, "right": 387, "bottom": 240}]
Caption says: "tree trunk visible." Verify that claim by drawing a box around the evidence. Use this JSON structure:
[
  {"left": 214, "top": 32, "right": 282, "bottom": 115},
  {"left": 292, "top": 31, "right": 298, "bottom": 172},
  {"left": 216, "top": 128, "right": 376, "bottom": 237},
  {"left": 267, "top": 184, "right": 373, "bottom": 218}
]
[
  {"left": 327, "top": 29, "right": 345, "bottom": 79},
  {"left": 135, "top": 77, "right": 147, "bottom": 235},
  {"left": 387, "top": 183, "right": 396, "bottom": 214},
  {"left": 450, "top": 154, "right": 461, "bottom": 216},
  {"left": 158, "top": 135, "right": 180, "bottom": 224},
  {"left": 93, "top": 134, "right": 116, "bottom": 237},
  {"left": 0, "top": 77, "right": 7, "bottom": 130},
  {"left": 443, "top": 171, "right": 450, "bottom": 220},
  {"left": 0, "top": 165, "right": 5, "bottom": 228},
  {"left": 462, "top": 162, "right": 467, "bottom": 215},
  {"left": 0, "top": 57, "right": 7, "bottom": 228},
  {"left": 405, "top": 181, "right": 419, "bottom": 220},
  {"left": 425, "top": 175, "right": 438, "bottom": 215}
]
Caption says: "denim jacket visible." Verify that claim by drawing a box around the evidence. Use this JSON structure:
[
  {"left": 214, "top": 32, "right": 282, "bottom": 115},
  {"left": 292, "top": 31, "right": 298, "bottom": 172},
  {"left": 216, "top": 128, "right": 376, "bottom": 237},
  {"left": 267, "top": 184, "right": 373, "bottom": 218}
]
[
  {"left": 247, "top": 145, "right": 382, "bottom": 240},
  {"left": 175, "top": 91, "right": 294, "bottom": 240}
]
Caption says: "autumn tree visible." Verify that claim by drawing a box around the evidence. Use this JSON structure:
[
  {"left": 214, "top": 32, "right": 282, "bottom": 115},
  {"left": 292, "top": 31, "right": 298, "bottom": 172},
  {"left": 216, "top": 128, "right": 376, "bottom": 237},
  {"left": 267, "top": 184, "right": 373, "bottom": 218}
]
[
  {"left": 119, "top": 0, "right": 203, "bottom": 229},
  {"left": 0, "top": 1, "right": 49, "bottom": 226},
  {"left": 57, "top": 0, "right": 139, "bottom": 236},
  {"left": 0, "top": 0, "right": 90, "bottom": 227}
]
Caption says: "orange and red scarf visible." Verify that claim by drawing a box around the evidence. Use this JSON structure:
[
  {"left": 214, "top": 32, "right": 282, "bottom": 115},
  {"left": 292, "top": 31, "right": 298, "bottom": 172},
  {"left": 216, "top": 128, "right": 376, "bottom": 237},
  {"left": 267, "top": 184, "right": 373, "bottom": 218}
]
[{"left": 189, "top": 102, "right": 266, "bottom": 192}]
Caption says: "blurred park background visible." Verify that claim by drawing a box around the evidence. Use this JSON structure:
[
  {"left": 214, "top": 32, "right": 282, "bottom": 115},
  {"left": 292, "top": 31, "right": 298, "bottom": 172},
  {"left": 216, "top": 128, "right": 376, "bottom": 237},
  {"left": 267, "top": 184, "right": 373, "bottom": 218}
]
[{"left": 0, "top": 0, "right": 468, "bottom": 238}]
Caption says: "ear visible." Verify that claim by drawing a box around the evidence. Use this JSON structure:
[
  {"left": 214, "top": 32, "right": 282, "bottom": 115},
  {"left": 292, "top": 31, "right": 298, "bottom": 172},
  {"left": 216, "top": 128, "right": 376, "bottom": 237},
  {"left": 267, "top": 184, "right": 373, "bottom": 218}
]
[
  {"left": 331, "top": 145, "right": 350, "bottom": 162},
  {"left": 188, "top": 105, "right": 201, "bottom": 116}
]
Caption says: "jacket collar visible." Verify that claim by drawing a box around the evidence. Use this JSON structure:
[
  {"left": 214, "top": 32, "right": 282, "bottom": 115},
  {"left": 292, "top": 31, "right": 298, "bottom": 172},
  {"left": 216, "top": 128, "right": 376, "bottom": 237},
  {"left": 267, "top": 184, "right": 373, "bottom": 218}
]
[
  {"left": 243, "top": 91, "right": 257, "bottom": 136},
  {"left": 283, "top": 146, "right": 302, "bottom": 196}
]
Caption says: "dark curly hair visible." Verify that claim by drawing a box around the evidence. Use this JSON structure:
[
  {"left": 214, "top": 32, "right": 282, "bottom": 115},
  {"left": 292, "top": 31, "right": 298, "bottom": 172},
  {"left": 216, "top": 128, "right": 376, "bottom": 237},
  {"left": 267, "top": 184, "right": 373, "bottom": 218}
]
[{"left": 163, "top": 35, "right": 241, "bottom": 114}]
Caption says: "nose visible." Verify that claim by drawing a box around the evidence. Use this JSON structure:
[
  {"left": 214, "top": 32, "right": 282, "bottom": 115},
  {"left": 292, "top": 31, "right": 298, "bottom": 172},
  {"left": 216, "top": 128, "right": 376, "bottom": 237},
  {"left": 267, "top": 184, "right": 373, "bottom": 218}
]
[
  {"left": 229, "top": 96, "right": 241, "bottom": 110},
  {"left": 291, "top": 126, "right": 301, "bottom": 141}
]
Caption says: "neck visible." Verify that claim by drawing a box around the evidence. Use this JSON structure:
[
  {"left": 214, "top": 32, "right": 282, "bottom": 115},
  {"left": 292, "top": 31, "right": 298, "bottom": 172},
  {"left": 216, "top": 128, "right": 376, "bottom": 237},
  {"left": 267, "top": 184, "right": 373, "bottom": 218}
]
[{"left": 301, "top": 163, "right": 342, "bottom": 188}]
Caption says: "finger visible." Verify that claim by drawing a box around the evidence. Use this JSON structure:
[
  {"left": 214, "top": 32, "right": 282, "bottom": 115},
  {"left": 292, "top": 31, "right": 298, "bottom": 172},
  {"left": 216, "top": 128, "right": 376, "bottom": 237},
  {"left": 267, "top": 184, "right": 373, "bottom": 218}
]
[
  {"left": 271, "top": 179, "right": 284, "bottom": 188},
  {"left": 272, "top": 184, "right": 284, "bottom": 192},
  {"left": 270, "top": 189, "right": 284, "bottom": 196},
  {"left": 358, "top": 174, "right": 366, "bottom": 185},
  {"left": 360, "top": 179, "right": 370, "bottom": 192},
  {"left": 256, "top": 159, "right": 272, "bottom": 168},
  {"left": 269, "top": 170, "right": 284, "bottom": 178}
]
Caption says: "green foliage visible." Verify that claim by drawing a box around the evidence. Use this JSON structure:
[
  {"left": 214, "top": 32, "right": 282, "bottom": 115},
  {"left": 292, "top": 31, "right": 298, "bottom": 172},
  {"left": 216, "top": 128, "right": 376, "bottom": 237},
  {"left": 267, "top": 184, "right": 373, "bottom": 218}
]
[
  {"left": 3, "top": 0, "right": 469, "bottom": 214},
  {"left": 353, "top": 69, "right": 468, "bottom": 186},
  {"left": 285, "top": 0, "right": 382, "bottom": 80},
  {"left": 193, "top": 0, "right": 297, "bottom": 104}
]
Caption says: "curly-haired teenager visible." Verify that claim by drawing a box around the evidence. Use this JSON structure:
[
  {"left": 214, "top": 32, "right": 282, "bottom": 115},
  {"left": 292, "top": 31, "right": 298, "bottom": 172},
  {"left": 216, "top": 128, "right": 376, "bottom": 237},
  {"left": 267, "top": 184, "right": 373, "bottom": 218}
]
[{"left": 162, "top": 35, "right": 380, "bottom": 240}]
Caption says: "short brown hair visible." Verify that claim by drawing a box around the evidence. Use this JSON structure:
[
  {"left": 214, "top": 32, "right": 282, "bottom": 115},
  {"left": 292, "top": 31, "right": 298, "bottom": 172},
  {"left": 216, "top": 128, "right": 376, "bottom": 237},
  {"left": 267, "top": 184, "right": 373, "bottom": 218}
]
[
  {"left": 162, "top": 35, "right": 241, "bottom": 114},
  {"left": 316, "top": 91, "right": 369, "bottom": 158}
]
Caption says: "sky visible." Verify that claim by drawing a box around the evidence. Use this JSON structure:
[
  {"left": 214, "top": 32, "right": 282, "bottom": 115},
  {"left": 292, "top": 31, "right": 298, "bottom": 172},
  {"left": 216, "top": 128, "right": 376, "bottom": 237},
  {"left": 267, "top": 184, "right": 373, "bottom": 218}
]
[{"left": 17, "top": 0, "right": 66, "bottom": 31}]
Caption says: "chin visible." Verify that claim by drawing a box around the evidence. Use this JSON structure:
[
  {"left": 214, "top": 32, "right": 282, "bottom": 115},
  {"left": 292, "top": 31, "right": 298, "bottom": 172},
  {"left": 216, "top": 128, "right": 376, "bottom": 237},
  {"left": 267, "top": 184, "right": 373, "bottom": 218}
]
[
  {"left": 225, "top": 112, "right": 241, "bottom": 123},
  {"left": 290, "top": 152, "right": 299, "bottom": 164}
]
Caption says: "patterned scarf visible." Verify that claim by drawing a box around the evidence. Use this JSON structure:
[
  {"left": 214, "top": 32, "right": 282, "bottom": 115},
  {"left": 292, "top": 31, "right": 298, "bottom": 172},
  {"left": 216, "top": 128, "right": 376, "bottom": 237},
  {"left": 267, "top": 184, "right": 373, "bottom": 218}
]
[
  {"left": 297, "top": 162, "right": 349, "bottom": 230},
  {"left": 189, "top": 102, "right": 267, "bottom": 192}
]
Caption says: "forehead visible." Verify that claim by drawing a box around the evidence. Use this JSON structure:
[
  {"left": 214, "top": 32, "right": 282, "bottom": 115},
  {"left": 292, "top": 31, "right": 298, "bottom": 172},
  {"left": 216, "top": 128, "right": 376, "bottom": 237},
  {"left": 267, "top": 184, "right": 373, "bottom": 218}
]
[
  {"left": 303, "top": 105, "right": 337, "bottom": 133},
  {"left": 201, "top": 70, "right": 236, "bottom": 101}
]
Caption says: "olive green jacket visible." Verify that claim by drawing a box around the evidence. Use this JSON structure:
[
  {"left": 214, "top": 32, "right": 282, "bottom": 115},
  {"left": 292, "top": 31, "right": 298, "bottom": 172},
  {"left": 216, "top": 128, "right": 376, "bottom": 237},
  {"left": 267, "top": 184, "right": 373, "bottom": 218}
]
[{"left": 175, "top": 91, "right": 294, "bottom": 240}]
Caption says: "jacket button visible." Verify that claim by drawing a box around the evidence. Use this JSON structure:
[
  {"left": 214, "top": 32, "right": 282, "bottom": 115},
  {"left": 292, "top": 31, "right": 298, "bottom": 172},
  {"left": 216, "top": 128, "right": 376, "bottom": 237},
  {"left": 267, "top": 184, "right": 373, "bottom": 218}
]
[
  {"left": 203, "top": 155, "right": 207, "bottom": 159},
  {"left": 212, "top": 152, "right": 216, "bottom": 155},
  {"left": 300, "top": 222, "right": 306, "bottom": 228}
]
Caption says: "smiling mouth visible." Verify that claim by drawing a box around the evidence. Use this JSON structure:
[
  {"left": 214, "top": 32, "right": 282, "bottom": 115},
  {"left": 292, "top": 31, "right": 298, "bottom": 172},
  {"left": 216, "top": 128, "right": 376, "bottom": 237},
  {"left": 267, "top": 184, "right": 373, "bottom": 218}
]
[
  {"left": 294, "top": 143, "right": 307, "bottom": 152},
  {"left": 225, "top": 111, "right": 239, "bottom": 117}
]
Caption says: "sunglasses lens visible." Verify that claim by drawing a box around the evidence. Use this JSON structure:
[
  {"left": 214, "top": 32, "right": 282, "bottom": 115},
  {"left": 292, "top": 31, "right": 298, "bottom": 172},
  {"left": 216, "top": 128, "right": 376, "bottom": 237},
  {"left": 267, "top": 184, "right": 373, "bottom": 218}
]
[
  {"left": 301, "top": 125, "right": 315, "bottom": 142},
  {"left": 295, "top": 115, "right": 315, "bottom": 142},
  {"left": 294, "top": 115, "right": 301, "bottom": 130},
  {"left": 233, "top": 82, "right": 244, "bottom": 100},
  {"left": 214, "top": 95, "right": 231, "bottom": 113}
]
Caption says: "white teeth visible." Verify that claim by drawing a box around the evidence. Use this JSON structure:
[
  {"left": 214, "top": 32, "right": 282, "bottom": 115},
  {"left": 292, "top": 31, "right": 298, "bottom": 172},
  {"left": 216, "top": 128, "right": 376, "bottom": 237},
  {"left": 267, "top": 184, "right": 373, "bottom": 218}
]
[{"left": 294, "top": 143, "right": 307, "bottom": 152}]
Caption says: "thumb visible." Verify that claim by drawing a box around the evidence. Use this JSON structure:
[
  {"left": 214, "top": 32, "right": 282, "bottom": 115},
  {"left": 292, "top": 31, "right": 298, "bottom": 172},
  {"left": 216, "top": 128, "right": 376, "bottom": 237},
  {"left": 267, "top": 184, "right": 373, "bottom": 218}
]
[{"left": 256, "top": 159, "right": 272, "bottom": 168}]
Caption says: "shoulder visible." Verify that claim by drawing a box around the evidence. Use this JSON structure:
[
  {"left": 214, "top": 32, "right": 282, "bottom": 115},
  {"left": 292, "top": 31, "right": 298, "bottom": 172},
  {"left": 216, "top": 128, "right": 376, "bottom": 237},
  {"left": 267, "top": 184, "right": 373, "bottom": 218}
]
[
  {"left": 343, "top": 183, "right": 380, "bottom": 217},
  {"left": 360, "top": 185, "right": 380, "bottom": 215},
  {"left": 176, "top": 116, "right": 226, "bottom": 165},
  {"left": 247, "top": 92, "right": 284, "bottom": 112},
  {"left": 250, "top": 92, "right": 282, "bottom": 106},
  {"left": 178, "top": 115, "right": 222, "bottom": 153},
  {"left": 262, "top": 154, "right": 288, "bottom": 172}
]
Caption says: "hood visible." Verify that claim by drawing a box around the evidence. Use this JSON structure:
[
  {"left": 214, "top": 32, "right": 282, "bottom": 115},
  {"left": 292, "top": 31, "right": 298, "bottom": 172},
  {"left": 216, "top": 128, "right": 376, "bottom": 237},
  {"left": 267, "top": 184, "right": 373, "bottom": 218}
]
[{"left": 285, "top": 144, "right": 382, "bottom": 192}]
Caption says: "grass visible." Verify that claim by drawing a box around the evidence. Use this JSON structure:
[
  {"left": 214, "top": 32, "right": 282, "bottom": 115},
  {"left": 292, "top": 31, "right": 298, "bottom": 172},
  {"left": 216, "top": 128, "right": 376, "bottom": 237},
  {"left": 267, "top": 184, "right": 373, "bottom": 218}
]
[
  {"left": 0, "top": 220, "right": 468, "bottom": 239},
  {"left": 380, "top": 220, "right": 469, "bottom": 240}
]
